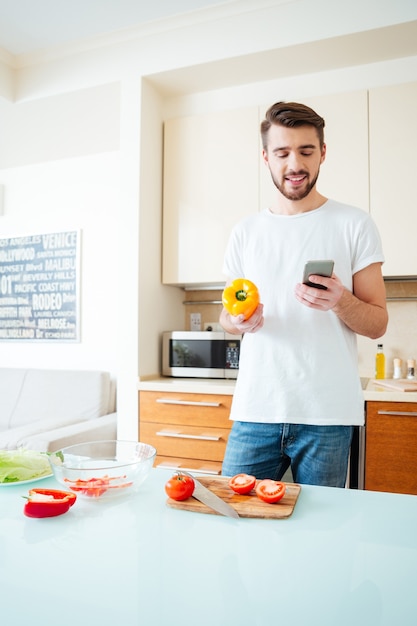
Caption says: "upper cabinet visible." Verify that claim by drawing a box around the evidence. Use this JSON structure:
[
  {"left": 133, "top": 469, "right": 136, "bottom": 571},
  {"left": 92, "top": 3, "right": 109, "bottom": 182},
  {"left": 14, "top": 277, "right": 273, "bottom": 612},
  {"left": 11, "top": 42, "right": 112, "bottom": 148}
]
[
  {"left": 163, "top": 84, "right": 417, "bottom": 286},
  {"left": 369, "top": 81, "right": 417, "bottom": 277},
  {"left": 259, "top": 91, "right": 369, "bottom": 213},
  {"left": 163, "top": 93, "right": 369, "bottom": 287},
  {"left": 162, "top": 107, "right": 260, "bottom": 286}
]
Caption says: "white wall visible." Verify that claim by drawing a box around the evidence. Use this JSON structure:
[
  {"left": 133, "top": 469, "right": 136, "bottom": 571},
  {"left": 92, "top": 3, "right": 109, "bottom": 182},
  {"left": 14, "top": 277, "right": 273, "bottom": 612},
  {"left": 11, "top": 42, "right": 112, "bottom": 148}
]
[
  {"left": 0, "top": 84, "right": 122, "bottom": 407},
  {"left": 0, "top": 49, "right": 13, "bottom": 101},
  {"left": 0, "top": 151, "right": 120, "bottom": 370},
  {"left": 138, "top": 80, "right": 185, "bottom": 378},
  {"left": 0, "top": 82, "right": 120, "bottom": 167}
]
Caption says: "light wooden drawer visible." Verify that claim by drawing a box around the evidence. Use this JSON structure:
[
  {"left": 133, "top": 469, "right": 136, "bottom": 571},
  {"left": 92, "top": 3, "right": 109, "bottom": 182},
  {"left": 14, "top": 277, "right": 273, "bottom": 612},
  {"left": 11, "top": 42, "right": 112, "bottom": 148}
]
[
  {"left": 140, "top": 421, "right": 230, "bottom": 462},
  {"left": 139, "top": 391, "right": 232, "bottom": 428}
]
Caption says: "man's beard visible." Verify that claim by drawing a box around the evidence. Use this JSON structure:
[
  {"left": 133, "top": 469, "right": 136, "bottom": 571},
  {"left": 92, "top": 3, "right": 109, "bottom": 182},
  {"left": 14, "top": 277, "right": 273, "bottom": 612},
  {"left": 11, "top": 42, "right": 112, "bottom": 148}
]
[{"left": 269, "top": 169, "right": 320, "bottom": 201}]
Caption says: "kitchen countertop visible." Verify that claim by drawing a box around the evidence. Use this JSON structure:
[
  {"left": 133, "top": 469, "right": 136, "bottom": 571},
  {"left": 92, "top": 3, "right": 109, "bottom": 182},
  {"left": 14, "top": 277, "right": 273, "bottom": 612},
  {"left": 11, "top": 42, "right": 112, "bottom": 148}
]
[
  {"left": 139, "top": 376, "right": 417, "bottom": 402},
  {"left": 138, "top": 375, "right": 237, "bottom": 395},
  {"left": 1, "top": 469, "right": 416, "bottom": 626},
  {"left": 363, "top": 378, "right": 417, "bottom": 402}
]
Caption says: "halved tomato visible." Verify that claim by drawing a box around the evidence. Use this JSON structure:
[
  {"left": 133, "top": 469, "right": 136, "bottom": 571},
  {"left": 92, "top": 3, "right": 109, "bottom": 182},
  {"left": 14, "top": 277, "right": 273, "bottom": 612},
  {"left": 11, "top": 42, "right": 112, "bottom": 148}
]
[
  {"left": 228, "top": 473, "right": 256, "bottom": 495},
  {"left": 255, "top": 479, "right": 286, "bottom": 503}
]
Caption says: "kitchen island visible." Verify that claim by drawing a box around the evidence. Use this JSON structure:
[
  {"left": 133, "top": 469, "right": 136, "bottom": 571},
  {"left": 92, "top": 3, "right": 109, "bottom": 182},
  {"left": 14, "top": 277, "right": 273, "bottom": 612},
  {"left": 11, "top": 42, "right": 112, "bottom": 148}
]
[{"left": 1, "top": 469, "right": 416, "bottom": 626}]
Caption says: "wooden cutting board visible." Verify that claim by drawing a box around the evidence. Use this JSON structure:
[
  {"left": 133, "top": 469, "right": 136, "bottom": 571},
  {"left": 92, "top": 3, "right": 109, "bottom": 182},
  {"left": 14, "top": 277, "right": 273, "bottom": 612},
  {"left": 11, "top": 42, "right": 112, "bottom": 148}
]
[
  {"left": 373, "top": 379, "right": 417, "bottom": 392},
  {"left": 166, "top": 476, "right": 301, "bottom": 519}
]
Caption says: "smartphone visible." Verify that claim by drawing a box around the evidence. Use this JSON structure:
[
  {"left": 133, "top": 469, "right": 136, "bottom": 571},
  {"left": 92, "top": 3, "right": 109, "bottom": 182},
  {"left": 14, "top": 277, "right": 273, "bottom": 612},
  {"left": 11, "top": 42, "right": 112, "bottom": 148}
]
[{"left": 302, "top": 260, "right": 334, "bottom": 290}]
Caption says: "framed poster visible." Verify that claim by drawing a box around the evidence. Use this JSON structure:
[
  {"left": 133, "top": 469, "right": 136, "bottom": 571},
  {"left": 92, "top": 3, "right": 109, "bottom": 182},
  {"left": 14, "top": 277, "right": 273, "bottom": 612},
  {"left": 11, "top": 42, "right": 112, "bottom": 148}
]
[{"left": 0, "top": 230, "right": 81, "bottom": 342}]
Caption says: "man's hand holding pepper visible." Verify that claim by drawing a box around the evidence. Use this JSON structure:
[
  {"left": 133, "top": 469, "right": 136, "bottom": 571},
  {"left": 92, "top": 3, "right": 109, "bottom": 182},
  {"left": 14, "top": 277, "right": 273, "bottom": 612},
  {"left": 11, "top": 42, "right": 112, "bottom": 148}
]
[{"left": 220, "top": 303, "right": 264, "bottom": 334}]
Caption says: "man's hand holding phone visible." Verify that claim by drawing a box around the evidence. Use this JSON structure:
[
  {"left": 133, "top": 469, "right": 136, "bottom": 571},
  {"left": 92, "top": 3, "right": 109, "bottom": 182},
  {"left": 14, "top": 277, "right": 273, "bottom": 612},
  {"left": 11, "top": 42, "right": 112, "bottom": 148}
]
[
  {"left": 302, "top": 260, "right": 334, "bottom": 289},
  {"left": 296, "top": 259, "right": 344, "bottom": 310}
]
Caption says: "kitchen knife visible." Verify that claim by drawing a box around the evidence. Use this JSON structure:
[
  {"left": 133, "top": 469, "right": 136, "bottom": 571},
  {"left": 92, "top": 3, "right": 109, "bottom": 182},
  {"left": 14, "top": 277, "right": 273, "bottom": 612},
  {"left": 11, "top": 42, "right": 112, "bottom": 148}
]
[{"left": 182, "top": 472, "right": 240, "bottom": 519}]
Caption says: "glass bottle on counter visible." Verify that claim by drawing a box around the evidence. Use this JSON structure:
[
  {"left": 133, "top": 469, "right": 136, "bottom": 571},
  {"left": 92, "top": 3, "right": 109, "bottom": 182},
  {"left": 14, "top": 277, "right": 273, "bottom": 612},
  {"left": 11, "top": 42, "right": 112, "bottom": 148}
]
[{"left": 375, "top": 344, "right": 385, "bottom": 379}]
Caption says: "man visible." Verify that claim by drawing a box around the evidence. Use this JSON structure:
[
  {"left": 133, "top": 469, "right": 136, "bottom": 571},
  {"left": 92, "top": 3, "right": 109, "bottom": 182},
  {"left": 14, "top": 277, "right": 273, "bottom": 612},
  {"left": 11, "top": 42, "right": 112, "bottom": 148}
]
[{"left": 220, "top": 101, "right": 388, "bottom": 487}]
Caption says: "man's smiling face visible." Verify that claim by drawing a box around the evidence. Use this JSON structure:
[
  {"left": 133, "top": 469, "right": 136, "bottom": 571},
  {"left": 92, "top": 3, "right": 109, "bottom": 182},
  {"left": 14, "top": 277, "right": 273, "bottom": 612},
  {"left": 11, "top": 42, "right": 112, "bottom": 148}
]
[{"left": 262, "top": 124, "right": 326, "bottom": 202}]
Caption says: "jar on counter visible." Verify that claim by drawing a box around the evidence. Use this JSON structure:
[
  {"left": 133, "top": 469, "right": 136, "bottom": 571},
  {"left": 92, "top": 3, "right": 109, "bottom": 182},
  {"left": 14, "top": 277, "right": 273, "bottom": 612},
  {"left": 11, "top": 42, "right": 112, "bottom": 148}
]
[
  {"left": 407, "top": 359, "right": 416, "bottom": 380},
  {"left": 393, "top": 358, "right": 402, "bottom": 380}
]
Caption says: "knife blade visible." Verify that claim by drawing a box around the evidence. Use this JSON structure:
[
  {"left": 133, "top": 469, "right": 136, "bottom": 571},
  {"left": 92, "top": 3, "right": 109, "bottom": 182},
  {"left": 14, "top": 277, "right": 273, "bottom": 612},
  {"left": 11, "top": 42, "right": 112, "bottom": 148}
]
[{"left": 183, "top": 472, "right": 240, "bottom": 519}]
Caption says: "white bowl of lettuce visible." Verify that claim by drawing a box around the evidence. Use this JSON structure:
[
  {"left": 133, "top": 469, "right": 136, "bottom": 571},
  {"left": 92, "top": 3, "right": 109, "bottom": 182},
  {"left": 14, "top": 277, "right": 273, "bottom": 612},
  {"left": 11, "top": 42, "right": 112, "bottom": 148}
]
[{"left": 0, "top": 448, "right": 61, "bottom": 485}]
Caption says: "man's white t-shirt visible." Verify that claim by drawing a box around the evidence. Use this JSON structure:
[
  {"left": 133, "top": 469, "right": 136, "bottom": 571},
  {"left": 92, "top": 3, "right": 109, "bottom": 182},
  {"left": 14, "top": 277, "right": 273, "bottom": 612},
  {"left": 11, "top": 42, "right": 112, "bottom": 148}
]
[{"left": 223, "top": 200, "right": 385, "bottom": 426}]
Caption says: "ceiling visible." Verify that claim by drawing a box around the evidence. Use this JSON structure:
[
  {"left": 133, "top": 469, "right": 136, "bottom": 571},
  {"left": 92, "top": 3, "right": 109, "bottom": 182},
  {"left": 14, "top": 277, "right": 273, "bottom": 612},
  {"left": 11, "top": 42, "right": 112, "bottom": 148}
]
[
  {"left": 1, "top": 2, "right": 416, "bottom": 98},
  {"left": 0, "top": 0, "right": 234, "bottom": 56}
]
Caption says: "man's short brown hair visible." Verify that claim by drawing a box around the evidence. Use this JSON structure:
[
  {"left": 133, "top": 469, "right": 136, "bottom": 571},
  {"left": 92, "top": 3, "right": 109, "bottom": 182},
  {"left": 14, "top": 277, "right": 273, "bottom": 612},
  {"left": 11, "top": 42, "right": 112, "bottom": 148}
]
[{"left": 261, "top": 101, "right": 325, "bottom": 150}]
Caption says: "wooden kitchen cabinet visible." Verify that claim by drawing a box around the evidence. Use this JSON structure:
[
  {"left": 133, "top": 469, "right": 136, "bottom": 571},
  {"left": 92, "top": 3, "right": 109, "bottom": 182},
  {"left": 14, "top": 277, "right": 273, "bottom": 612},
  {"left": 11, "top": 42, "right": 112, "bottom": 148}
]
[
  {"left": 369, "top": 81, "right": 417, "bottom": 276},
  {"left": 162, "top": 106, "right": 259, "bottom": 285},
  {"left": 365, "top": 401, "right": 417, "bottom": 495},
  {"left": 139, "top": 390, "right": 233, "bottom": 474}
]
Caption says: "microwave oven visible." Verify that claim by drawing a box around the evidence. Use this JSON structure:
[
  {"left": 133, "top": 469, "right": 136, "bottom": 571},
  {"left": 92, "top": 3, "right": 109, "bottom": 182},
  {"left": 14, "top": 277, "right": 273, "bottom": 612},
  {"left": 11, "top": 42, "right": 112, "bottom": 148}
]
[{"left": 162, "top": 331, "right": 241, "bottom": 379}]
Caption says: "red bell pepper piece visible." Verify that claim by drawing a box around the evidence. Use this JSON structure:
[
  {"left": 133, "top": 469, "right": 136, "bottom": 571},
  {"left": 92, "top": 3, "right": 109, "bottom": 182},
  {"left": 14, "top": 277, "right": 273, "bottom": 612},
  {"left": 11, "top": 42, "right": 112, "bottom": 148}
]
[{"left": 23, "top": 488, "right": 77, "bottom": 518}]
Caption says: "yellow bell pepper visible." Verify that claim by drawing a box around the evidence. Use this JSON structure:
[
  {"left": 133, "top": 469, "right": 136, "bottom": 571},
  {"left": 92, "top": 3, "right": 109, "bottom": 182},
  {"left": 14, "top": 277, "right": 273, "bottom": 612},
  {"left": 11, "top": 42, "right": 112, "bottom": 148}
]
[{"left": 222, "top": 278, "right": 260, "bottom": 320}]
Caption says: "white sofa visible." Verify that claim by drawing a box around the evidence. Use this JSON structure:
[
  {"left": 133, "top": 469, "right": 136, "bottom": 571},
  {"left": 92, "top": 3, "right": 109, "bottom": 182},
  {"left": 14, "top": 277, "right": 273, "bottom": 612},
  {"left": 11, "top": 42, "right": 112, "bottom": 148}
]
[{"left": 0, "top": 368, "right": 117, "bottom": 452}]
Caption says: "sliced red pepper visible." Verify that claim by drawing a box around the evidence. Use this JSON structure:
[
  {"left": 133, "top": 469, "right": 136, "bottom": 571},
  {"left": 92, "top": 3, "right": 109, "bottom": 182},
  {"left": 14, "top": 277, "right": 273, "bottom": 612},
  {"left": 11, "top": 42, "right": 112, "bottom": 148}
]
[
  {"left": 65, "top": 477, "right": 109, "bottom": 497},
  {"left": 64, "top": 475, "right": 132, "bottom": 497},
  {"left": 23, "top": 488, "right": 77, "bottom": 518}
]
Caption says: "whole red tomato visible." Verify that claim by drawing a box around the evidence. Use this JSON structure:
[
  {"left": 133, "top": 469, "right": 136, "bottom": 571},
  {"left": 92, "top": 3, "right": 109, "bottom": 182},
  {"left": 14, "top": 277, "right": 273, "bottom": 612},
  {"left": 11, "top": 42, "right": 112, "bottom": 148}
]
[
  {"left": 165, "top": 473, "right": 195, "bottom": 501},
  {"left": 255, "top": 479, "right": 286, "bottom": 503},
  {"left": 228, "top": 473, "right": 256, "bottom": 495}
]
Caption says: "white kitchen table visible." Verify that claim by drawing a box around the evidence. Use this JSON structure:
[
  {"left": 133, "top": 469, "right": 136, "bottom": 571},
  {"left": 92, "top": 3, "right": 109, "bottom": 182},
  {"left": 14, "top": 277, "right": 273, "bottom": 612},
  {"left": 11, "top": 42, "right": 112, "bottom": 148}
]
[{"left": 1, "top": 469, "right": 416, "bottom": 626}]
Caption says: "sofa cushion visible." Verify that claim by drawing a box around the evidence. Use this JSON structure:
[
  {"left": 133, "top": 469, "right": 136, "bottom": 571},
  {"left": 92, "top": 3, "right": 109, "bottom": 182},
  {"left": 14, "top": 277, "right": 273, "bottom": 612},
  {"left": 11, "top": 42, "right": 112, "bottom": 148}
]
[
  {"left": 0, "top": 416, "right": 85, "bottom": 450},
  {"left": 22, "top": 413, "right": 118, "bottom": 453},
  {"left": 3, "top": 369, "right": 113, "bottom": 430}
]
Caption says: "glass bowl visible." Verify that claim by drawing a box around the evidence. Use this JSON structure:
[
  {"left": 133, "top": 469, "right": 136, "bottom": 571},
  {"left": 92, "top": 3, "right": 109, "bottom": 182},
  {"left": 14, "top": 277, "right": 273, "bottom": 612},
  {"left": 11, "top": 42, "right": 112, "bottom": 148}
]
[{"left": 49, "top": 440, "right": 156, "bottom": 500}]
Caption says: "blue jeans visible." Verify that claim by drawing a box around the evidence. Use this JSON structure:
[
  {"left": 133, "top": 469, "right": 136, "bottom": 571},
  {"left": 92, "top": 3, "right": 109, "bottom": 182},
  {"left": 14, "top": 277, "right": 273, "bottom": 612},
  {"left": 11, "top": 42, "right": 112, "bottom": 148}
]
[{"left": 222, "top": 421, "right": 354, "bottom": 488}]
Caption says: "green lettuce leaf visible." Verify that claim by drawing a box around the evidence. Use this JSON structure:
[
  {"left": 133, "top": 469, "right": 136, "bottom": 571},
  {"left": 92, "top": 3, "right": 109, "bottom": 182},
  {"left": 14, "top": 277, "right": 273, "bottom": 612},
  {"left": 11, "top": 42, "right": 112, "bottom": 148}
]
[{"left": 0, "top": 449, "right": 53, "bottom": 483}]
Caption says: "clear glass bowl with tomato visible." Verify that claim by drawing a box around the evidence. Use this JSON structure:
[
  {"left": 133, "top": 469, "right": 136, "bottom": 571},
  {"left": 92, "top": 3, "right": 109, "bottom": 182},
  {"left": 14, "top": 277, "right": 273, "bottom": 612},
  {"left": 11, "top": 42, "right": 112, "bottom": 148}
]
[{"left": 49, "top": 440, "right": 156, "bottom": 500}]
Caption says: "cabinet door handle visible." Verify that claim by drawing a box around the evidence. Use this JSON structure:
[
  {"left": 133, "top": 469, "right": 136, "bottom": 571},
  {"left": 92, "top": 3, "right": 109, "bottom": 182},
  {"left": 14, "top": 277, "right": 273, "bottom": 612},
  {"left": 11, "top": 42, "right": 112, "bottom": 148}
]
[
  {"left": 378, "top": 410, "right": 417, "bottom": 417},
  {"left": 156, "top": 462, "right": 220, "bottom": 475},
  {"left": 156, "top": 398, "right": 221, "bottom": 407},
  {"left": 155, "top": 429, "right": 221, "bottom": 441}
]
